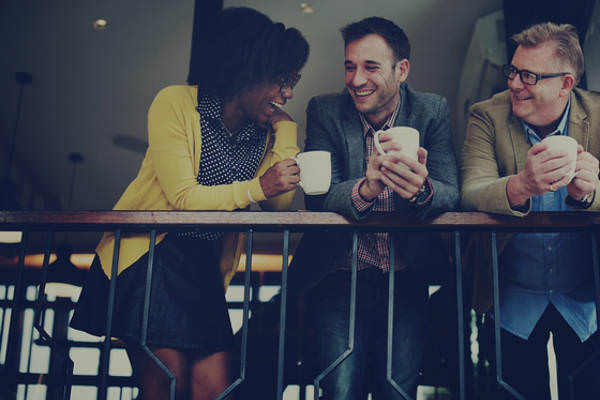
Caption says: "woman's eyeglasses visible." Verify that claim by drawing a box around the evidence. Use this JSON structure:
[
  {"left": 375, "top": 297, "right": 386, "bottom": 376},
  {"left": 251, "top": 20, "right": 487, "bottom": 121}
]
[{"left": 278, "top": 73, "right": 301, "bottom": 90}]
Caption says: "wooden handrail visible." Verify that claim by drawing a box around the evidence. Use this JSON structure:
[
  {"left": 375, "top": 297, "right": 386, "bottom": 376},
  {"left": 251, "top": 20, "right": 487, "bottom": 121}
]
[{"left": 1, "top": 210, "right": 600, "bottom": 232}]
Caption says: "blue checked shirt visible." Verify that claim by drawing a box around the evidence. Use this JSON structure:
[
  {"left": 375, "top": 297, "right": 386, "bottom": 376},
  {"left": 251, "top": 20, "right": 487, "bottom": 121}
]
[{"left": 500, "top": 99, "right": 598, "bottom": 341}]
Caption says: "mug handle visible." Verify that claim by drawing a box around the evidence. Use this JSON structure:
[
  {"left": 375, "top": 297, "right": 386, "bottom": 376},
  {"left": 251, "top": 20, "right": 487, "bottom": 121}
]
[
  {"left": 294, "top": 155, "right": 305, "bottom": 190},
  {"left": 373, "top": 130, "right": 386, "bottom": 155}
]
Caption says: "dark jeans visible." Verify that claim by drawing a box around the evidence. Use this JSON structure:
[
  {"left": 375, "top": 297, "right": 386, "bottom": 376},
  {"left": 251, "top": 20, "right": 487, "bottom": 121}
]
[
  {"left": 308, "top": 269, "right": 427, "bottom": 399},
  {"left": 500, "top": 304, "right": 600, "bottom": 400}
]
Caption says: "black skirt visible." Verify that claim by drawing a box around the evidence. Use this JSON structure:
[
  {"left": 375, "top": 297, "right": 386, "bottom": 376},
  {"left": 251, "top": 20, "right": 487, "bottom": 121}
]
[{"left": 70, "top": 234, "right": 234, "bottom": 355}]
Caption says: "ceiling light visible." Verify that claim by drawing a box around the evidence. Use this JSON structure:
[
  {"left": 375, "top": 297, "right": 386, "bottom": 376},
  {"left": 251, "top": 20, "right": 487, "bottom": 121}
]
[
  {"left": 93, "top": 18, "right": 108, "bottom": 31},
  {"left": 300, "top": 2, "right": 314, "bottom": 13}
]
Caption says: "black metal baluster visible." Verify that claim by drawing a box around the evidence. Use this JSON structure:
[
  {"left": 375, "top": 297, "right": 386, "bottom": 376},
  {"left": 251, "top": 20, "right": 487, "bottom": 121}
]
[
  {"left": 64, "top": 357, "right": 74, "bottom": 400},
  {"left": 5, "top": 230, "right": 28, "bottom": 397},
  {"left": 26, "top": 231, "right": 54, "bottom": 400},
  {"left": 386, "top": 234, "right": 412, "bottom": 400},
  {"left": 33, "top": 231, "right": 54, "bottom": 343},
  {"left": 99, "top": 230, "right": 121, "bottom": 400},
  {"left": 454, "top": 231, "right": 466, "bottom": 400},
  {"left": 216, "top": 229, "right": 254, "bottom": 399},
  {"left": 491, "top": 231, "right": 525, "bottom": 400},
  {"left": 48, "top": 296, "right": 74, "bottom": 400},
  {"left": 138, "top": 230, "right": 176, "bottom": 399},
  {"left": 313, "top": 231, "right": 358, "bottom": 400},
  {"left": 0, "top": 291, "right": 6, "bottom": 360},
  {"left": 35, "top": 232, "right": 74, "bottom": 398},
  {"left": 276, "top": 229, "right": 291, "bottom": 400},
  {"left": 22, "top": 295, "right": 37, "bottom": 400}
]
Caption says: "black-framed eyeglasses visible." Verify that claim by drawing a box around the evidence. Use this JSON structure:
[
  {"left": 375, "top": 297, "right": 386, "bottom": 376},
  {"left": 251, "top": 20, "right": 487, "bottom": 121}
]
[
  {"left": 502, "top": 64, "right": 569, "bottom": 86},
  {"left": 278, "top": 73, "right": 301, "bottom": 90}
]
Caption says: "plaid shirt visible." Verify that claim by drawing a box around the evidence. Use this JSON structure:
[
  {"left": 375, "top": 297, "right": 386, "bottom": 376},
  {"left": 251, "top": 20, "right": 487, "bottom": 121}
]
[{"left": 349, "top": 103, "right": 401, "bottom": 272}]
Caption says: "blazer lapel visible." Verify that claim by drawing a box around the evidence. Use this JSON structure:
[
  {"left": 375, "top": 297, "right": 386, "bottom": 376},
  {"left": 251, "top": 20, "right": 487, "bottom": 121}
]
[
  {"left": 393, "top": 84, "right": 410, "bottom": 127},
  {"left": 507, "top": 114, "right": 529, "bottom": 173},
  {"left": 392, "top": 84, "right": 425, "bottom": 147},
  {"left": 341, "top": 92, "right": 367, "bottom": 178},
  {"left": 567, "top": 92, "right": 590, "bottom": 149}
]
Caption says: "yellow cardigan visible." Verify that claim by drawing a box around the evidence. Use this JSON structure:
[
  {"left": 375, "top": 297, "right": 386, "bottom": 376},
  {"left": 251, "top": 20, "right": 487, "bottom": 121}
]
[{"left": 96, "top": 85, "right": 299, "bottom": 287}]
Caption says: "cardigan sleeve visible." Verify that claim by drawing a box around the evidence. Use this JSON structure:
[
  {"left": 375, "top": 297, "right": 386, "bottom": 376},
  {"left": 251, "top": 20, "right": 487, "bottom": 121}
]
[
  {"left": 255, "top": 120, "right": 300, "bottom": 210},
  {"left": 147, "top": 86, "right": 298, "bottom": 211}
]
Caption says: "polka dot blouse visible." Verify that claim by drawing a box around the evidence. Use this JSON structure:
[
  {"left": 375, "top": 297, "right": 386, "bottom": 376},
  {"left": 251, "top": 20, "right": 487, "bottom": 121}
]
[{"left": 180, "top": 93, "right": 267, "bottom": 240}]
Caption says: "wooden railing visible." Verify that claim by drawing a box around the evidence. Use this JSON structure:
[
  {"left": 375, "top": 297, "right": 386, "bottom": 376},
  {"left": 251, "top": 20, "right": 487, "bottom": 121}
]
[
  {"left": 4, "top": 210, "right": 600, "bottom": 230},
  {"left": 1, "top": 210, "right": 599, "bottom": 400}
]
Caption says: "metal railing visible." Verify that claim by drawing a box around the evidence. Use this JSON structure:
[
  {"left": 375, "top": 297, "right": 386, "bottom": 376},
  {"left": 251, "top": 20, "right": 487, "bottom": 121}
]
[{"left": 1, "top": 210, "right": 599, "bottom": 400}]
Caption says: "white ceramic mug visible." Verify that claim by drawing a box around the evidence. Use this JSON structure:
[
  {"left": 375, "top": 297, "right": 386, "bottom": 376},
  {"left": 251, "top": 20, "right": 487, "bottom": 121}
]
[
  {"left": 295, "top": 151, "right": 331, "bottom": 195},
  {"left": 542, "top": 135, "right": 578, "bottom": 182},
  {"left": 373, "top": 126, "right": 420, "bottom": 167}
]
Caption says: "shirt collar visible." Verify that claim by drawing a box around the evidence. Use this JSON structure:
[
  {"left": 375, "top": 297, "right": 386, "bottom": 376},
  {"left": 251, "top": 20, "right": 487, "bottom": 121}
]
[
  {"left": 359, "top": 96, "right": 402, "bottom": 137},
  {"left": 196, "top": 93, "right": 262, "bottom": 142},
  {"left": 521, "top": 97, "right": 571, "bottom": 144},
  {"left": 196, "top": 94, "right": 224, "bottom": 120}
]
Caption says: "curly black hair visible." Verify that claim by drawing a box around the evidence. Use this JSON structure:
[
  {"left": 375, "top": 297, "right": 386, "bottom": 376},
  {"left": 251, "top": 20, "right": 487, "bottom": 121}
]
[
  {"left": 190, "top": 7, "right": 309, "bottom": 100},
  {"left": 341, "top": 17, "right": 410, "bottom": 62}
]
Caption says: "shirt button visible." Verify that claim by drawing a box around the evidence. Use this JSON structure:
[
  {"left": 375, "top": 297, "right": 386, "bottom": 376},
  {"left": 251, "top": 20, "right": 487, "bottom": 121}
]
[
  {"left": 549, "top": 268, "right": 553, "bottom": 273},
  {"left": 549, "top": 289, "right": 553, "bottom": 294},
  {"left": 547, "top": 246, "right": 552, "bottom": 251}
]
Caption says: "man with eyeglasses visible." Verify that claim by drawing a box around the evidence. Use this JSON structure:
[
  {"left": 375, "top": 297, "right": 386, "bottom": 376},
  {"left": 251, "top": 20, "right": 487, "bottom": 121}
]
[{"left": 462, "top": 22, "right": 600, "bottom": 399}]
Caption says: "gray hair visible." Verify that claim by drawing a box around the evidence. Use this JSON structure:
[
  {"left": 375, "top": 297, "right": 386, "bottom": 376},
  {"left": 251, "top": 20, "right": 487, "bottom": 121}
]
[{"left": 512, "top": 22, "right": 584, "bottom": 85}]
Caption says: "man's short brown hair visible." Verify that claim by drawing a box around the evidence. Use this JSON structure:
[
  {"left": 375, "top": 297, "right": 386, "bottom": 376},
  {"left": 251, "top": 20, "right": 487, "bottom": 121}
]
[{"left": 512, "top": 22, "right": 584, "bottom": 85}]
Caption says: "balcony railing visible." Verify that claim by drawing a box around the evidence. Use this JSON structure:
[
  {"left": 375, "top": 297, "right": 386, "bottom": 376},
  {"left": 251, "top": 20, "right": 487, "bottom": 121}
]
[{"left": 1, "top": 210, "right": 599, "bottom": 400}]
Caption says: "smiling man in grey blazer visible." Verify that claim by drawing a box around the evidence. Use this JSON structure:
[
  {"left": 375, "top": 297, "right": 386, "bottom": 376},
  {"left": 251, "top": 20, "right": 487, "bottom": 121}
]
[{"left": 289, "top": 17, "right": 459, "bottom": 399}]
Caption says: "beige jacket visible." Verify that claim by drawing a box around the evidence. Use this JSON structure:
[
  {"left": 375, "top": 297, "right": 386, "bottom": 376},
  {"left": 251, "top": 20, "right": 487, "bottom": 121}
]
[{"left": 461, "top": 88, "right": 600, "bottom": 312}]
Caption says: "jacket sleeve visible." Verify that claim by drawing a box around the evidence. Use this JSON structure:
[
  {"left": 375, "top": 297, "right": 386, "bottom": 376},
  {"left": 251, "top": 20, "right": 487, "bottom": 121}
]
[
  {"left": 580, "top": 182, "right": 600, "bottom": 211},
  {"left": 460, "top": 104, "right": 529, "bottom": 216},
  {"left": 408, "top": 97, "right": 459, "bottom": 219},
  {"left": 147, "top": 86, "right": 298, "bottom": 211},
  {"left": 303, "top": 97, "right": 365, "bottom": 220}
]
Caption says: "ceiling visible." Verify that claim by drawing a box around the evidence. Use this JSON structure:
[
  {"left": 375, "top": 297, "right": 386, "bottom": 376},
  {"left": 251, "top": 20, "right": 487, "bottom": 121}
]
[{"left": 2, "top": 0, "right": 598, "bottom": 251}]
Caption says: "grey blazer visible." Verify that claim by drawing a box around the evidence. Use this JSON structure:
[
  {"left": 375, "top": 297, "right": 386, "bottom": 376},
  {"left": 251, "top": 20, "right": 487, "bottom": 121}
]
[{"left": 288, "top": 83, "right": 459, "bottom": 293}]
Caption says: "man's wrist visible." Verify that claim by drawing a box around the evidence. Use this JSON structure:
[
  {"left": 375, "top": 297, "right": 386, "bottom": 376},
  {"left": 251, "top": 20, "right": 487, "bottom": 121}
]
[
  {"left": 408, "top": 178, "right": 433, "bottom": 207},
  {"left": 506, "top": 174, "right": 531, "bottom": 209},
  {"left": 566, "top": 190, "right": 595, "bottom": 209},
  {"left": 359, "top": 178, "right": 379, "bottom": 202},
  {"left": 352, "top": 178, "right": 376, "bottom": 213}
]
